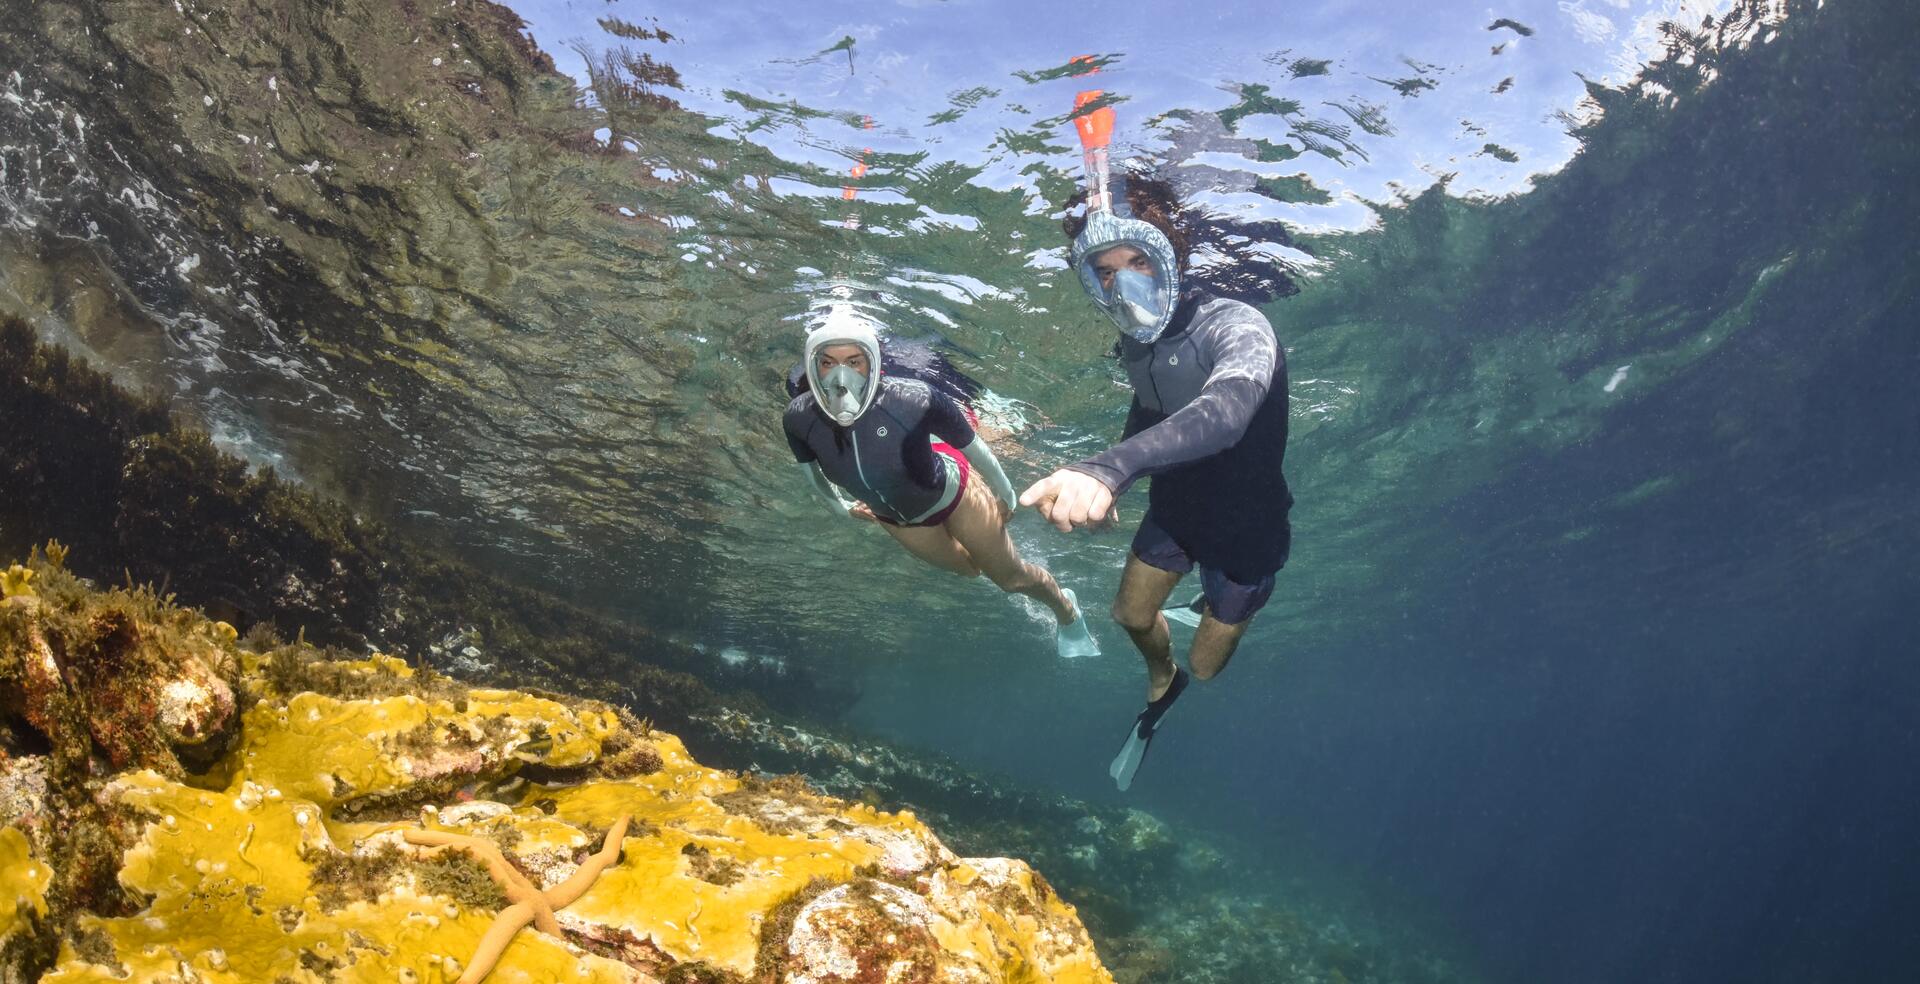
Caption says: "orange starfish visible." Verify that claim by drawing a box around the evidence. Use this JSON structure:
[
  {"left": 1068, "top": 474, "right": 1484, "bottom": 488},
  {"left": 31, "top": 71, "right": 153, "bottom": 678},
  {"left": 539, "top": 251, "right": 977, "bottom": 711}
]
[{"left": 405, "top": 813, "right": 632, "bottom": 984}]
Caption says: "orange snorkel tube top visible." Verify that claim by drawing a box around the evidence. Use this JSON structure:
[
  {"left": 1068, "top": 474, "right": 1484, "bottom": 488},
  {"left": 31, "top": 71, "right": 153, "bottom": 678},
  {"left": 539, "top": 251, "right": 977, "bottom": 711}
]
[{"left": 1070, "top": 55, "right": 1116, "bottom": 214}]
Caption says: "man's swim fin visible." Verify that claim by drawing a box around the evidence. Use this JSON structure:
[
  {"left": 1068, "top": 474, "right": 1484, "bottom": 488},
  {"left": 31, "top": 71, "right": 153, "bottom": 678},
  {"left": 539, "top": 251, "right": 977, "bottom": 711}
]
[
  {"left": 1161, "top": 594, "right": 1206, "bottom": 629},
  {"left": 1109, "top": 667, "right": 1190, "bottom": 791}
]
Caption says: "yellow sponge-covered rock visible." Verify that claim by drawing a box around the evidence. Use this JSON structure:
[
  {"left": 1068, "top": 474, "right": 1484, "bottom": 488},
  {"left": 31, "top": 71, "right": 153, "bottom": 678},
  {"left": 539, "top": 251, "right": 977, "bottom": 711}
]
[
  {"left": 35, "top": 645, "right": 1112, "bottom": 984},
  {"left": 0, "top": 826, "right": 50, "bottom": 943}
]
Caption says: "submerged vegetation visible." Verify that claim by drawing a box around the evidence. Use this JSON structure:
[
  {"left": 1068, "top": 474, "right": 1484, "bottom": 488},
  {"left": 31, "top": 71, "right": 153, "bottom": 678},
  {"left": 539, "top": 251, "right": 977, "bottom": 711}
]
[{"left": 0, "top": 313, "right": 833, "bottom": 725}]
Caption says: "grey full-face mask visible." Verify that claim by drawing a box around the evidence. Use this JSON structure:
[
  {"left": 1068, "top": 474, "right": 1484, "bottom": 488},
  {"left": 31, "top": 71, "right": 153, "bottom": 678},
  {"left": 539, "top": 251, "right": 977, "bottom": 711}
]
[
  {"left": 802, "top": 307, "right": 884, "bottom": 425},
  {"left": 1070, "top": 197, "right": 1181, "bottom": 343}
]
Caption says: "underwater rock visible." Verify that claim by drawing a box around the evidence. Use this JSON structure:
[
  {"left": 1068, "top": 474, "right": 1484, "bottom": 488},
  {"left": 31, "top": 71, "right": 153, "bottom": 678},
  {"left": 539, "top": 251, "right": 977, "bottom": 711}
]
[
  {"left": 0, "top": 825, "right": 53, "bottom": 978},
  {"left": 0, "top": 560, "right": 1113, "bottom": 984},
  {"left": 0, "top": 553, "right": 240, "bottom": 779},
  {"left": 783, "top": 880, "right": 950, "bottom": 984}
]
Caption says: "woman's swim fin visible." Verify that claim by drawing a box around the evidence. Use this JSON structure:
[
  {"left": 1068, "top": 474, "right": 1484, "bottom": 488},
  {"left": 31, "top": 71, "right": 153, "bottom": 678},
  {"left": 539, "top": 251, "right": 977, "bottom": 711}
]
[
  {"left": 1057, "top": 587, "right": 1101, "bottom": 658},
  {"left": 1109, "top": 667, "right": 1190, "bottom": 790},
  {"left": 1161, "top": 594, "right": 1205, "bottom": 629}
]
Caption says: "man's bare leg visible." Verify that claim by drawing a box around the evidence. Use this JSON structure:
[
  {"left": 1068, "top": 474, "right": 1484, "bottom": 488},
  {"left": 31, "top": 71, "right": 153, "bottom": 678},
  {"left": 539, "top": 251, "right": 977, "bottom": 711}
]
[
  {"left": 1189, "top": 608, "right": 1254, "bottom": 680},
  {"left": 1111, "top": 554, "right": 1184, "bottom": 700}
]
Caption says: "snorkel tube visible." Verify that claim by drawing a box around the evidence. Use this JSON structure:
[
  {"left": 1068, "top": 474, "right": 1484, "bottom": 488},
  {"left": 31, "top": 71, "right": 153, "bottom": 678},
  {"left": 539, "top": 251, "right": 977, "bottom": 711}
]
[{"left": 1071, "top": 56, "right": 1116, "bottom": 214}]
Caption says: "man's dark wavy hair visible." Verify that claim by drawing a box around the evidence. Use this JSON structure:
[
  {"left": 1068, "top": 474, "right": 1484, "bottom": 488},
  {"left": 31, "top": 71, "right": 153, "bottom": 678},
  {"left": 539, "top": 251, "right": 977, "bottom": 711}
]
[{"left": 1061, "top": 172, "right": 1192, "bottom": 273}]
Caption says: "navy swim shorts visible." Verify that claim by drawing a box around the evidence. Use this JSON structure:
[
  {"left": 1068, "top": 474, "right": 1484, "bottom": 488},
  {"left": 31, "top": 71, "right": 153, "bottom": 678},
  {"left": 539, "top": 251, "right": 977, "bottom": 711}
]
[{"left": 1130, "top": 511, "right": 1278, "bottom": 625}]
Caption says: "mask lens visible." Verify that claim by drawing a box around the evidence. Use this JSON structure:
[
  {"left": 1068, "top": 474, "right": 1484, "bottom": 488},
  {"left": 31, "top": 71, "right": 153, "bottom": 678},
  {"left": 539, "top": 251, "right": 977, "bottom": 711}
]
[
  {"left": 1111, "top": 268, "right": 1167, "bottom": 322},
  {"left": 815, "top": 362, "right": 870, "bottom": 421}
]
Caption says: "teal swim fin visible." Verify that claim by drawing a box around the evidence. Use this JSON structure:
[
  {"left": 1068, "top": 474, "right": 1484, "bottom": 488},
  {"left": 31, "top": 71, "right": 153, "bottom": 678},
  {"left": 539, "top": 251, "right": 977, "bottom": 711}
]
[
  {"left": 1109, "top": 667, "right": 1190, "bottom": 791},
  {"left": 1057, "top": 587, "right": 1101, "bottom": 658},
  {"left": 1161, "top": 594, "right": 1206, "bottom": 629}
]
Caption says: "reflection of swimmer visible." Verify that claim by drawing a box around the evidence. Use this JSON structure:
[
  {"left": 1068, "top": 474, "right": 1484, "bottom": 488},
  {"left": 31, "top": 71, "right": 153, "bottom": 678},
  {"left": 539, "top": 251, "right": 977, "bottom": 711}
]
[
  {"left": 1018, "top": 174, "right": 1293, "bottom": 789},
  {"left": 783, "top": 306, "right": 1099, "bottom": 658}
]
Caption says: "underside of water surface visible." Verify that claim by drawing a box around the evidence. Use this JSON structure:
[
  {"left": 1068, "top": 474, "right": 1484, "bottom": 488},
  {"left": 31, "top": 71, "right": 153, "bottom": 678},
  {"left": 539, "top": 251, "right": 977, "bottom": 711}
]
[{"left": 2, "top": 0, "right": 1917, "bottom": 980}]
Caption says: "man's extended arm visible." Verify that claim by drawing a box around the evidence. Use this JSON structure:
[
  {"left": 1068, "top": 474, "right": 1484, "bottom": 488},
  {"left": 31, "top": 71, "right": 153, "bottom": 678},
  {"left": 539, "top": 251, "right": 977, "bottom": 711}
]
[
  {"left": 1064, "top": 378, "right": 1267, "bottom": 495},
  {"left": 1067, "top": 313, "right": 1279, "bottom": 495}
]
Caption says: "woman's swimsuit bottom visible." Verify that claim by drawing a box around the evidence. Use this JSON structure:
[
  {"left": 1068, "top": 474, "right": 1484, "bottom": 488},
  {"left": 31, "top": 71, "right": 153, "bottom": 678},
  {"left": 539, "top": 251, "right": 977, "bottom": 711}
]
[{"left": 875, "top": 443, "right": 971, "bottom": 528}]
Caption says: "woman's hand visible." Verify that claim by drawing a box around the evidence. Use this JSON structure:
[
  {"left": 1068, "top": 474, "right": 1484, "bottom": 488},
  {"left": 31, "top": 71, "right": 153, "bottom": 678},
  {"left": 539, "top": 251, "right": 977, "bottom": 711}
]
[{"left": 848, "top": 502, "right": 880, "bottom": 523}]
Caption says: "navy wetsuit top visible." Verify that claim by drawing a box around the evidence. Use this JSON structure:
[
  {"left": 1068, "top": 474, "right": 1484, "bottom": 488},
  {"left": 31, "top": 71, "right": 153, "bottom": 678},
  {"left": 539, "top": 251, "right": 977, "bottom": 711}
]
[
  {"left": 785, "top": 376, "right": 979, "bottom": 523},
  {"left": 1067, "top": 292, "right": 1293, "bottom": 579}
]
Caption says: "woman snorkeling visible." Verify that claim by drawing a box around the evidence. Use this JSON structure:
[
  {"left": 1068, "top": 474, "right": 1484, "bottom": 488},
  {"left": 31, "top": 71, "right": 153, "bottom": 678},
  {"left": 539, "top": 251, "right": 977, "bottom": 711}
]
[{"left": 783, "top": 304, "right": 1099, "bottom": 658}]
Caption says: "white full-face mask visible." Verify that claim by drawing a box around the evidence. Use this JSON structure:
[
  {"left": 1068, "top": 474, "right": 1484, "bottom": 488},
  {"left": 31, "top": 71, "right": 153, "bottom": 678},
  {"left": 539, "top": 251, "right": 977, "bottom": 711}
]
[{"left": 802, "top": 309, "right": 884, "bottom": 425}]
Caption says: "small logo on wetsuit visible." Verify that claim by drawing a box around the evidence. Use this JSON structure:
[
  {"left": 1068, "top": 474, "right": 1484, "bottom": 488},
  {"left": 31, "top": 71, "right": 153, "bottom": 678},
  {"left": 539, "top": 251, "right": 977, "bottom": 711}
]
[
  {"left": 876, "top": 426, "right": 889, "bottom": 437},
  {"left": 1168, "top": 355, "right": 1179, "bottom": 366}
]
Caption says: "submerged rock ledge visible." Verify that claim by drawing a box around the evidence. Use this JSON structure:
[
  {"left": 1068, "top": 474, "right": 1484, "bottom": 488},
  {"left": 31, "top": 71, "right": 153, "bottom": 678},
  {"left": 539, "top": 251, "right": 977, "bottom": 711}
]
[{"left": 0, "top": 553, "right": 1112, "bottom": 983}]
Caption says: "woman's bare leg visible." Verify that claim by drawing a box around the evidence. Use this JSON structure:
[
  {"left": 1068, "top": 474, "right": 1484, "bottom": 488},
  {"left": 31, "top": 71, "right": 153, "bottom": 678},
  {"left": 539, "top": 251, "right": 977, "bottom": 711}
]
[
  {"left": 943, "top": 479, "right": 1075, "bottom": 623},
  {"left": 878, "top": 520, "right": 981, "bottom": 577}
]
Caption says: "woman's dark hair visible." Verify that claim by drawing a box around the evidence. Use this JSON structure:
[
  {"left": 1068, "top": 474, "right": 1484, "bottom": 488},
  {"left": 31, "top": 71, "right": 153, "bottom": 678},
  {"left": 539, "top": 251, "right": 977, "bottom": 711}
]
[{"left": 1061, "top": 172, "right": 1192, "bottom": 271}]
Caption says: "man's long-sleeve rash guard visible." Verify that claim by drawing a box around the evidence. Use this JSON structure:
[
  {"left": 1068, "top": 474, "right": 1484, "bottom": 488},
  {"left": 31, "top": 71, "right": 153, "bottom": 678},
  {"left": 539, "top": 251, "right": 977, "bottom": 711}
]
[{"left": 1067, "top": 294, "right": 1294, "bottom": 578}]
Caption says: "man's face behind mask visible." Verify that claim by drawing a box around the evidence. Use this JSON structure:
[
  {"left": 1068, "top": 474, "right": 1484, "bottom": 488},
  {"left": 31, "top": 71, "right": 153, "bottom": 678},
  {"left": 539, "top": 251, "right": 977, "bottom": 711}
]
[
  {"left": 1071, "top": 209, "right": 1181, "bottom": 343},
  {"left": 1089, "top": 246, "right": 1171, "bottom": 333}
]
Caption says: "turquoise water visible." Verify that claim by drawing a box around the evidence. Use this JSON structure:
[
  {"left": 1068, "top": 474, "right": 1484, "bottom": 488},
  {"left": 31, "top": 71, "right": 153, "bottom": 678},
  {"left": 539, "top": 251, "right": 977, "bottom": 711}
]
[{"left": 3, "top": 0, "right": 1917, "bottom": 980}]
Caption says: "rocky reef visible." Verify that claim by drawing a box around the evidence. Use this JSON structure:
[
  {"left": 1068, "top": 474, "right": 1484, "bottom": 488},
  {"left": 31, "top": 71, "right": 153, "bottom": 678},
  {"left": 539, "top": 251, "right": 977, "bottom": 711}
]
[{"left": 1, "top": 552, "right": 1111, "bottom": 983}]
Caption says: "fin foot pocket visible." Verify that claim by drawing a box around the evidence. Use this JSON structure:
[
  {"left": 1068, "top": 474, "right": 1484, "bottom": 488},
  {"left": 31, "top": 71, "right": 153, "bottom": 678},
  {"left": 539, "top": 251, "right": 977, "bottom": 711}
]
[{"left": 1109, "top": 667, "right": 1189, "bottom": 790}]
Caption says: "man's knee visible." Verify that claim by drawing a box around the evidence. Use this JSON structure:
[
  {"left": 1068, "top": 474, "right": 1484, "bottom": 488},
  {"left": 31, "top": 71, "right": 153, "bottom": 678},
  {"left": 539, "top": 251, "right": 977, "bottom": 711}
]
[
  {"left": 1111, "top": 599, "right": 1158, "bottom": 634},
  {"left": 1190, "top": 660, "right": 1224, "bottom": 681}
]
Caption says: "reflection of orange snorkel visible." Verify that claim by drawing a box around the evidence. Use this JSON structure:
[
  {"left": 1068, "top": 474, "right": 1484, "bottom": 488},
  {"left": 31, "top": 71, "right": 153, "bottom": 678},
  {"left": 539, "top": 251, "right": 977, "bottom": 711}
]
[
  {"left": 842, "top": 153, "right": 869, "bottom": 201},
  {"left": 1070, "top": 56, "right": 1115, "bottom": 213},
  {"left": 841, "top": 115, "right": 876, "bottom": 226}
]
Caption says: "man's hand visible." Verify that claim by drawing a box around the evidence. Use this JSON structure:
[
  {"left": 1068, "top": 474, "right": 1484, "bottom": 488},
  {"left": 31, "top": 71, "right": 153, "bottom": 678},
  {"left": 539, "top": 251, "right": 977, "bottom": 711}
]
[
  {"left": 848, "top": 502, "right": 880, "bottom": 523},
  {"left": 1019, "top": 470, "right": 1116, "bottom": 533}
]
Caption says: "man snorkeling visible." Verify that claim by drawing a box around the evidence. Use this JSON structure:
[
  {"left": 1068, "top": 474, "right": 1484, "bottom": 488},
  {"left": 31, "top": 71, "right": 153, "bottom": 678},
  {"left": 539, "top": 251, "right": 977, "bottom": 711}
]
[
  {"left": 1019, "top": 174, "right": 1292, "bottom": 789},
  {"left": 785, "top": 304, "right": 1101, "bottom": 659}
]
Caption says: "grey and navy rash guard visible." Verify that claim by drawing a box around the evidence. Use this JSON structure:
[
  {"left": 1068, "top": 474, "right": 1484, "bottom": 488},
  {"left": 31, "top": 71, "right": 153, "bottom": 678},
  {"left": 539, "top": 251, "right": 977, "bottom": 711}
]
[
  {"left": 1068, "top": 293, "right": 1293, "bottom": 578},
  {"left": 785, "top": 376, "right": 979, "bottom": 523}
]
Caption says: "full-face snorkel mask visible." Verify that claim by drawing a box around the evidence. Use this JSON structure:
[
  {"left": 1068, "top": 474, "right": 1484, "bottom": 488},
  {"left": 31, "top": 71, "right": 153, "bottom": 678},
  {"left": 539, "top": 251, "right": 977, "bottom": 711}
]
[
  {"left": 1070, "top": 180, "right": 1181, "bottom": 344},
  {"left": 803, "top": 307, "right": 884, "bottom": 426}
]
